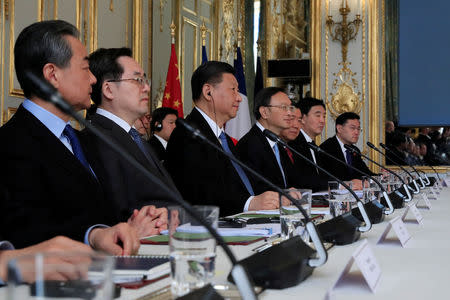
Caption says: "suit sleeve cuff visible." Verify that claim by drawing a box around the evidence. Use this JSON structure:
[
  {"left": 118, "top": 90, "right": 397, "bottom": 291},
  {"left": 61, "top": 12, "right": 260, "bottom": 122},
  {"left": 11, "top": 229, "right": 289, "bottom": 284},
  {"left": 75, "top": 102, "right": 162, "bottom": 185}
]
[
  {"left": 0, "top": 241, "right": 14, "bottom": 251},
  {"left": 243, "top": 196, "right": 254, "bottom": 212},
  {"left": 84, "top": 224, "right": 109, "bottom": 246}
]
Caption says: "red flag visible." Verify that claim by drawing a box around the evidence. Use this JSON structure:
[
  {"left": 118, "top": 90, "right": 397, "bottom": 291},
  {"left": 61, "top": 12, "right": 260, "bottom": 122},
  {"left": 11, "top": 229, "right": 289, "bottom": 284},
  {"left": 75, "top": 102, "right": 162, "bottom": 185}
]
[{"left": 162, "top": 43, "right": 183, "bottom": 117}]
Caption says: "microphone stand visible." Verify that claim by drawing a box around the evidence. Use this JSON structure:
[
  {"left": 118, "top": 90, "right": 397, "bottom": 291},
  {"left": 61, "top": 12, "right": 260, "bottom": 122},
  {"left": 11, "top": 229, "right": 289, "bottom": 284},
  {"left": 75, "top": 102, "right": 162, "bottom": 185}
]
[
  {"left": 176, "top": 119, "right": 327, "bottom": 289},
  {"left": 367, "top": 142, "right": 416, "bottom": 199},
  {"left": 25, "top": 71, "right": 257, "bottom": 300},
  {"left": 304, "top": 142, "right": 388, "bottom": 223},
  {"left": 369, "top": 142, "right": 420, "bottom": 194},
  {"left": 263, "top": 130, "right": 372, "bottom": 245},
  {"left": 307, "top": 141, "right": 395, "bottom": 216},
  {"left": 341, "top": 144, "right": 395, "bottom": 214},
  {"left": 380, "top": 143, "right": 428, "bottom": 188}
]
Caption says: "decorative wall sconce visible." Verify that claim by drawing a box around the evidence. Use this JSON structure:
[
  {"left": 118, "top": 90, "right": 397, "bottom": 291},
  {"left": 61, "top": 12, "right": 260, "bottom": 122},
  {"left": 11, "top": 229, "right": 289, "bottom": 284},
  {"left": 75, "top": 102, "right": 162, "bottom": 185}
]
[
  {"left": 325, "top": 0, "right": 363, "bottom": 118},
  {"left": 326, "top": 0, "right": 361, "bottom": 63}
]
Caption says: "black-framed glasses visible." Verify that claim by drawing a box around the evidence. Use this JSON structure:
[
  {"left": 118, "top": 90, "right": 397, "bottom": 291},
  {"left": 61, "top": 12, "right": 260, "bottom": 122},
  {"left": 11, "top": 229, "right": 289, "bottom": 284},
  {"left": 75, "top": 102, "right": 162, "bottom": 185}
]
[
  {"left": 107, "top": 77, "right": 150, "bottom": 88},
  {"left": 265, "top": 104, "right": 296, "bottom": 112}
]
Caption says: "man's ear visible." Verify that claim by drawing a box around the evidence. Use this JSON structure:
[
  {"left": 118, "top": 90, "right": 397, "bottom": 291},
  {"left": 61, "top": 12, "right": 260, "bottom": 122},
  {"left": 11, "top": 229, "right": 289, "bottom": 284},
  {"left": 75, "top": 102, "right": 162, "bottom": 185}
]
[
  {"left": 42, "top": 63, "right": 59, "bottom": 89},
  {"left": 102, "top": 81, "right": 114, "bottom": 101},
  {"left": 336, "top": 124, "right": 343, "bottom": 134},
  {"left": 259, "top": 106, "right": 269, "bottom": 119},
  {"left": 202, "top": 84, "right": 213, "bottom": 101}
]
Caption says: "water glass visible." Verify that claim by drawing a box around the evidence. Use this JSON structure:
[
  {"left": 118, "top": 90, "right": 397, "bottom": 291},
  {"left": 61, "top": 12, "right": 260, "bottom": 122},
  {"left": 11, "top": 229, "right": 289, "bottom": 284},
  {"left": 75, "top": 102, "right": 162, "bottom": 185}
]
[
  {"left": 328, "top": 181, "right": 355, "bottom": 217},
  {"left": 362, "top": 176, "right": 381, "bottom": 203},
  {"left": 279, "top": 189, "right": 312, "bottom": 242},
  {"left": 168, "top": 205, "right": 219, "bottom": 297}
]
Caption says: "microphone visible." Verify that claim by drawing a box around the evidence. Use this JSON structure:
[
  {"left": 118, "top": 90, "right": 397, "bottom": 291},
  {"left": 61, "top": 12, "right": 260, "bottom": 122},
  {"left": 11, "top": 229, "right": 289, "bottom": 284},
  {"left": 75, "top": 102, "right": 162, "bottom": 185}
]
[
  {"left": 344, "top": 143, "right": 409, "bottom": 207},
  {"left": 177, "top": 119, "right": 327, "bottom": 289},
  {"left": 342, "top": 144, "right": 395, "bottom": 214},
  {"left": 367, "top": 142, "right": 420, "bottom": 194},
  {"left": 25, "top": 71, "right": 257, "bottom": 300},
  {"left": 305, "top": 142, "right": 389, "bottom": 223},
  {"left": 380, "top": 142, "right": 428, "bottom": 188},
  {"left": 367, "top": 141, "right": 417, "bottom": 199},
  {"left": 263, "top": 129, "right": 372, "bottom": 246}
]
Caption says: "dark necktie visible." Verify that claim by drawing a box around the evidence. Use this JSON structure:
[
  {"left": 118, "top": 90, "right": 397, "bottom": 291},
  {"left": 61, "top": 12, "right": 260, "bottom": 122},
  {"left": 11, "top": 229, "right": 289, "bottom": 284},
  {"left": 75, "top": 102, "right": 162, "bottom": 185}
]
[
  {"left": 129, "top": 128, "right": 159, "bottom": 171},
  {"left": 63, "top": 124, "right": 95, "bottom": 177},
  {"left": 219, "top": 132, "right": 254, "bottom": 196},
  {"left": 310, "top": 140, "right": 319, "bottom": 174},
  {"left": 345, "top": 148, "right": 354, "bottom": 175}
]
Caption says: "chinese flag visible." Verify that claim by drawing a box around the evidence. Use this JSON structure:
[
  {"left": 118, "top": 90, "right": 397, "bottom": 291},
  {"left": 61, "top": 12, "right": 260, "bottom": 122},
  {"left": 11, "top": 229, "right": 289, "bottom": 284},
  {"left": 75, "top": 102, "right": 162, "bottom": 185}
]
[{"left": 162, "top": 43, "right": 183, "bottom": 117}]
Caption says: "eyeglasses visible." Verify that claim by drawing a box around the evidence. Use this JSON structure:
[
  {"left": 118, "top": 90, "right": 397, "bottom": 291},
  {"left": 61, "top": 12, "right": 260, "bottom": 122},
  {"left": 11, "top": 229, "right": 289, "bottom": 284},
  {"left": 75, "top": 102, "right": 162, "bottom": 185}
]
[
  {"left": 107, "top": 77, "right": 150, "bottom": 88},
  {"left": 265, "top": 104, "right": 296, "bottom": 112},
  {"left": 345, "top": 125, "right": 362, "bottom": 132}
]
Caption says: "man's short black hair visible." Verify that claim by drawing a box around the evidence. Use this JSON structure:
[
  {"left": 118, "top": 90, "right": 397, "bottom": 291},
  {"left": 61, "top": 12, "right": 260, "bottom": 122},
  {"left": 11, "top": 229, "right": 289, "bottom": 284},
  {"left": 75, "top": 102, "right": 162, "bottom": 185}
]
[
  {"left": 297, "top": 97, "right": 326, "bottom": 116},
  {"left": 335, "top": 112, "right": 360, "bottom": 133},
  {"left": 253, "top": 87, "right": 286, "bottom": 120},
  {"left": 88, "top": 47, "right": 132, "bottom": 106},
  {"left": 14, "top": 20, "right": 79, "bottom": 99},
  {"left": 191, "top": 61, "right": 235, "bottom": 102},
  {"left": 150, "top": 107, "right": 178, "bottom": 132}
]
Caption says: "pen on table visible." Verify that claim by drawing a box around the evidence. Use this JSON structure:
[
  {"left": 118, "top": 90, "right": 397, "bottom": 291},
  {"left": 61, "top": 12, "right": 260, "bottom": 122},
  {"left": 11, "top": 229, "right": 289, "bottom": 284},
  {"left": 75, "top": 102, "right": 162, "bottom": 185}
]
[{"left": 252, "top": 234, "right": 281, "bottom": 252}]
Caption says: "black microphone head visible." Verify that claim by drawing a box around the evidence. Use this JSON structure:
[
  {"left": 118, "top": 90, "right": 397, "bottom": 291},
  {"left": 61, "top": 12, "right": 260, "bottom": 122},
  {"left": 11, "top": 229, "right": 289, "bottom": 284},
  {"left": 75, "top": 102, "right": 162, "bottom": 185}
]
[
  {"left": 263, "top": 129, "right": 280, "bottom": 143},
  {"left": 367, "top": 141, "right": 376, "bottom": 149},
  {"left": 379, "top": 142, "right": 387, "bottom": 149},
  {"left": 176, "top": 119, "right": 202, "bottom": 140},
  {"left": 343, "top": 144, "right": 353, "bottom": 151},
  {"left": 307, "top": 141, "right": 319, "bottom": 150}
]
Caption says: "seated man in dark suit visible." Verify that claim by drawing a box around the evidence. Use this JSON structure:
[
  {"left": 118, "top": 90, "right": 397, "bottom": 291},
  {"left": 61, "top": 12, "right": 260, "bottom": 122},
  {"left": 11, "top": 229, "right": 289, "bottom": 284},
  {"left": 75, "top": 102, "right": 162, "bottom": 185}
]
[
  {"left": 288, "top": 98, "right": 329, "bottom": 191},
  {"left": 386, "top": 131, "right": 408, "bottom": 165},
  {"left": 166, "top": 61, "right": 280, "bottom": 216},
  {"left": 319, "top": 112, "right": 376, "bottom": 181},
  {"left": 0, "top": 20, "right": 148, "bottom": 252},
  {"left": 148, "top": 107, "right": 178, "bottom": 162},
  {"left": 236, "top": 87, "right": 298, "bottom": 194},
  {"left": 80, "top": 47, "right": 173, "bottom": 231}
]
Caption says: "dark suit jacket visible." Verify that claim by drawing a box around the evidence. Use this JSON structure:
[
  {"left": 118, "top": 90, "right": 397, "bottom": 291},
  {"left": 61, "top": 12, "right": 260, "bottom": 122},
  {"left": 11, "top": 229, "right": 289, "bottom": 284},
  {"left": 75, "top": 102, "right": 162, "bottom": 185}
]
[
  {"left": 80, "top": 113, "right": 177, "bottom": 223},
  {"left": 165, "top": 108, "right": 250, "bottom": 216},
  {"left": 288, "top": 132, "right": 329, "bottom": 192},
  {"left": 319, "top": 136, "right": 376, "bottom": 181},
  {"left": 0, "top": 105, "right": 107, "bottom": 248},
  {"left": 148, "top": 135, "right": 166, "bottom": 162},
  {"left": 236, "top": 125, "right": 296, "bottom": 194}
]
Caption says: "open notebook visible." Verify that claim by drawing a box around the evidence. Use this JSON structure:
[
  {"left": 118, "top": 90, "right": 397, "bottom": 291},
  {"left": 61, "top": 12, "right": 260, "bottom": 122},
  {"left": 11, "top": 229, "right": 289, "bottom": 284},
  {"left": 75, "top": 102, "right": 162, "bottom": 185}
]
[{"left": 89, "top": 255, "right": 170, "bottom": 283}]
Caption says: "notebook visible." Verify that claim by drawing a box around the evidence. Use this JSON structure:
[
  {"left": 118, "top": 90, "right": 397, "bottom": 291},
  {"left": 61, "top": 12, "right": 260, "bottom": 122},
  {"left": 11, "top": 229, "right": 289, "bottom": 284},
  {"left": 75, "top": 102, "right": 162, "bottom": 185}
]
[
  {"left": 113, "top": 255, "right": 169, "bottom": 279},
  {"left": 89, "top": 255, "right": 170, "bottom": 283}
]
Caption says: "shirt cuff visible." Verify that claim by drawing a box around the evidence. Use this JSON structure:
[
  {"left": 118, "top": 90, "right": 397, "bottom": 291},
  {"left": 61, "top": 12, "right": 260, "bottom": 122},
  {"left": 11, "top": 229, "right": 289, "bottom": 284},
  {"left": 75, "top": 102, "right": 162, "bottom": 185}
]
[
  {"left": 0, "top": 241, "right": 14, "bottom": 251},
  {"left": 84, "top": 224, "right": 109, "bottom": 246},
  {"left": 243, "top": 196, "right": 254, "bottom": 212}
]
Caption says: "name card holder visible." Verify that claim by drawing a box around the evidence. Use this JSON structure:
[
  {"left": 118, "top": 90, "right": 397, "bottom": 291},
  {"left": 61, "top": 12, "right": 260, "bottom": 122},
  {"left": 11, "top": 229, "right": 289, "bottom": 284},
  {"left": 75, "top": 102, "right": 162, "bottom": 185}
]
[
  {"left": 417, "top": 193, "right": 432, "bottom": 210},
  {"left": 443, "top": 179, "right": 449, "bottom": 188},
  {"left": 328, "top": 239, "right": 381, "bottom": 295},
  {"left": 426, "top": 188, "right": 438, "bottom": 200},
  {"left": 431, "top": 185, "right": 440, "bottom": 195},
  {"left": 377, "top": 215, "right": 411, "bottom": 247},
  {"left": 401, "top": 202, "right": 424, "bottom": 224}
]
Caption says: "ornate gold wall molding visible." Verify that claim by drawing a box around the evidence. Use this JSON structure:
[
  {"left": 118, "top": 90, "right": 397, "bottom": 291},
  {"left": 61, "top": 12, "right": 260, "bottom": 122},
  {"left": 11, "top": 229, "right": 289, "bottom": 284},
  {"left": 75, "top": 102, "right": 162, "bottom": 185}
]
[
  {"left": 310, "top": 0, "right": 321, "bottom": 99},
  {"left": 221, "top": 0, "right": 234, "bottom": 61},
  {"left": 133, "top": 0, "right": 143, "bottom": 64}
]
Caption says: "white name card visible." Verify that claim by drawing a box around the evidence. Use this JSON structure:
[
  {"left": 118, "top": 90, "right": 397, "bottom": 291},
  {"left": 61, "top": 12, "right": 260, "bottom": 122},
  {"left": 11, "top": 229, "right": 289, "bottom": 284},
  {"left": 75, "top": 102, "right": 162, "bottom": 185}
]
[
  {"left": 331, "top": 239, "right": 381, "bottom": 293},
  {"left": 418, "top": 193, "right": 432, "bottom": 210},
  {"left": 443, "top": 179, "right": 450, "bottom": 188},
  {"left": 427, "top": 188, "right": 438, "bottom": 200},
  {"left": 377, "top": 215, "right": 411, "bottom": 247},
  {"left": 402, "top": 202, "right": 424, "bottom": 224}
]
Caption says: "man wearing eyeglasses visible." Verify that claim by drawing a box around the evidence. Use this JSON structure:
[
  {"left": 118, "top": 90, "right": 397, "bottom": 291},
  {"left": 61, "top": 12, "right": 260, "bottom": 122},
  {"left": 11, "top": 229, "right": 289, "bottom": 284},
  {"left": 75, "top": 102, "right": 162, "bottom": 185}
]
[
  {"left": 80, "top": 47, "right": 175, "bottom": 235},
  {"left": 236, "top": 87, "right": 300, "bottom": 194},
  {"left": 319, "top": 112, "right": 376, "bottom": 181}
]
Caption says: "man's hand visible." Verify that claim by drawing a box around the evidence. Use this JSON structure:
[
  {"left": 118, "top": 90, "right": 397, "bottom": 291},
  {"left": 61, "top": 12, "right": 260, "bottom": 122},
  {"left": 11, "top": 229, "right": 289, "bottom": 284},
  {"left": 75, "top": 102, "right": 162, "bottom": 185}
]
[
  {"left": 248, "top": 191, "right": 280, "bottom": 210},
  {"left": 89, "top": 223, "right": 139, "bottom": 256},
  {"left": 128, "top": 206, "right": 168, "bottom": 237},
  {"left": 0, "top": 236, "right": 92, "bottom": 282},
  {"left": 351, "top": 179, "right": 363, "bottom": 190}
]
